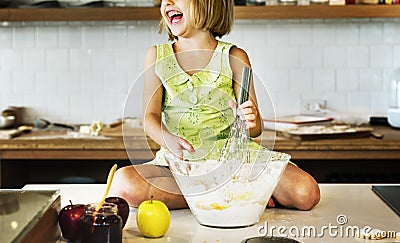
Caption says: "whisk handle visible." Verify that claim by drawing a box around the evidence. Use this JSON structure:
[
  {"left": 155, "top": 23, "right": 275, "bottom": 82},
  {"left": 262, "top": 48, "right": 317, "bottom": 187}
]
[{"left": 238, "top": 67, "right": 252, "bottom": 105}]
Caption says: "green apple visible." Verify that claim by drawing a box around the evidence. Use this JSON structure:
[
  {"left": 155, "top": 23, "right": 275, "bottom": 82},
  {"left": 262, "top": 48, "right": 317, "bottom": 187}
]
[{"left": 136, "top": 198, "right": 170, "bottom": 238}]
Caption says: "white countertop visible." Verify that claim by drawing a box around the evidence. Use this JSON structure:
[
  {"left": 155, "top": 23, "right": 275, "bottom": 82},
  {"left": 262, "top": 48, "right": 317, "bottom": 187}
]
[{"left": 22, "top": 184, "right": 400, "bottom": 243}]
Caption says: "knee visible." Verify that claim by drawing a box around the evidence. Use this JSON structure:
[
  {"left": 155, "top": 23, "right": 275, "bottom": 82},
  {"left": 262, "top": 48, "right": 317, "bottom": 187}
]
[
  {"left": 109, "top": 166, "right": 144, "bottom": 207},
  {"left": 292, "top": 176, "right": 320, "bottom": 211}
]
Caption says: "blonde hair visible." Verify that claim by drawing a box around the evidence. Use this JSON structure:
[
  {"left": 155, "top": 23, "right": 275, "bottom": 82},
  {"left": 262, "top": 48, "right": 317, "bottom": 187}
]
[{"left": 159, "top": 0, "right": 234, "bottom": 41}]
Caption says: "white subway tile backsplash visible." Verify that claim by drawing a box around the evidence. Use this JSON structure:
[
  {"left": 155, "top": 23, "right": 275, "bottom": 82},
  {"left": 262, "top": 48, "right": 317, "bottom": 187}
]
[
  {"left": 0, "top": 28, "right": 13, "bottom": 48},
  {"left": 360, "top": 23, "right": 382, "bottom": 45},
  {"left": 325, "top": 92, "right": 347, "bottom": 112},
  {"left": 24, "top": 49, "right": 46, "bottom": 71},
  {"left": 382, "top": 68, "right": 395, "bottom": 92},
  {"left": 383, "top": 22, "right": 400, "bottom": 44},
  {"left": 35, "top": 72, "right": 58, "bottom": 93},
  {"left": 1, "top": 49, "right": 23, "bottom": 72},
  {"left": 0, "top": 73, "right": 12, "bottom": 94},
  {"left": 69, "top": 49, "right": 92, "bottom": 71},
  {"left": 47, "top": 49, "right": 69, "bottom": 71},
  {"left": 116, "top": 94, "right": 128, "bottom": 118},
  {"left": 2, "top": 94, "right": 26, "bottom": 107},
  {"left": 125, "top": 80, "right": 143, "bottom": 118},
  {"left": 82, "top": 26, "right": 104, "bottom": 48},
  {"left": 394, "top": 46, "right": 400, "bottom": 68},
  {"left": 224, "top": 24, "right": 244, "bottom": 47},
  {"left": 266, "top": 24, "right": 289, "bottom": 46},
  {"left": 370, "top": 46, "right": 393, "bottom": 68},
  {"left": 149, "top": 22, "right": 168, "bottom": 46},
  {"left": 336, "top": 23, "right": 359, "bottom": 45},
  {"left": 104, "top": 72, "right": 126, "bottom": 94},
  {"left": 243, "top": 24, "right": 267, "bottom": 47},
  {"left": 114, "top": 49, "right": 137, "bottom": 71},
  {"left": 300, "top": 46, "right": 322, "bottom": 68},
  {"left": 70, "top": 94, "right": 93, "bottom": 116},
  {"left": 126, "top": 71, "right": 144, "bottom": 92},
  {"left": 12, "top": 72, "right": 35, "bottom": 94},
  {"left": 276, "top": 92, "right": 300, "bottom": 116},
  {"left": 127, "top": 25, "right": 152, "bottom": 49},
  {"left": 336, "top": 69, "right": 358, "bottom": 91},
  {"left": 36, "top": 26, "right": 58, "bottom": 48},
  {"left": 58, "top": 72, "right": 81, "bottom": 94},
  {"left": 253, "top": 47, "right": 276, "bottom": 70},
  {"left": 135, "top": 48, "right": 148, "bottom": 72},
  {"left": 1, "top": 19, "right": 400, "bottom": 123},
  {"left": 46, "top": 94, "right": 70, "bottom": 120},
  {"left": 92, "top": 94, "right": 117, "bottom": 118},
  {"left": 347, "top": 46, "right": 369, "bottom": 68},
  {"left": 323, "top": 46, "right": 346, "bottom": 68},
  {"left": 312, "top": 23, "right": 335, "bottom": 45},
  {"left": 264, "top": 69, "right": 289, "bottom": 92},
  {"left": 277, "top": 46, "right": 299, "bottom": 68},
  {"left": 13, "top": 27, "right": 35, "bottom": 48},
  {"left": 312, "top": 69, "right": 335, "bottom": 92},
  {"left": 289, "top": 69, "right": 312, "bottom": 92},
  {"left": 81, "top": 72, "right": 104, "bottom": 94},
  {"left": 92, "top": 49, "right": 115, "bottom": 71},
  {"left": 104, "top": 25, "right": 127, "bottom": 48},
  {"left": 22, "top": 95, "right": 46, "bottom": 122},
  {"left": 256, "top": 90, "right": 275, "bottom": 121},
  {"left": 260, "top": 91, "right": 277, "bottom": 119},
  {"left": 58, "top": 26, "right": 82, "bottom": 48},
  {"left": 358, "top": 68, "right": 382, "bottom": 91},
  {"left": 289, "top": 24, "right": 312, "bottom": 45},
  {"left": 347, "top": 92, "right": 370, "bottom": 114},
  {"left": 371, "top": 91, "right": 389, "bottom": 116}
]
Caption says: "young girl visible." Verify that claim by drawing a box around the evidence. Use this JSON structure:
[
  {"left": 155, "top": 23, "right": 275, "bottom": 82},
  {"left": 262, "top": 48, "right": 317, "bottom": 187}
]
[{"left": 110, "top": 0, "right": 320, "bottom": 210}]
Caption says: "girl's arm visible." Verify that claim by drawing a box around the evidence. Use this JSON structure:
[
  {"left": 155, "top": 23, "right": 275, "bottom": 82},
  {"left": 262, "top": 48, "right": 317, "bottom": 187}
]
[
  {"left": 229, "top": 47, "right": 263, "bottom": 138},
  {"left": 142, "top": 46, "right": 194, "bottom": 157}
]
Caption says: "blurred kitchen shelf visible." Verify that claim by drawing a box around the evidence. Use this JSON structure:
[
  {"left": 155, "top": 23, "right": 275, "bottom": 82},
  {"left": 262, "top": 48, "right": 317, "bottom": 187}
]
[
  {"left": 235, "top": 5, "right": 400, "bottom": 19},
  {"left": 1, "top": 5, "right": 400, "bottom": 21}
]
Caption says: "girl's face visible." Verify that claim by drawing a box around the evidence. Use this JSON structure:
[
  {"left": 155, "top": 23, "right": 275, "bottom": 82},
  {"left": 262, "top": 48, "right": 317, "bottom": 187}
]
[{"left": 160, "top": 0, "right": 193, "bottom": 38}]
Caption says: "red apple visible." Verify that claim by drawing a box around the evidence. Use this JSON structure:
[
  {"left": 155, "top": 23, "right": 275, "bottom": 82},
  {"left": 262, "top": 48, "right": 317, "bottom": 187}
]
[
  {"left": 58, "top": 200, "right": 85, "bottom": 241},
  {"left": 105, "top": 196, "right": 130, "bottom": 228}
]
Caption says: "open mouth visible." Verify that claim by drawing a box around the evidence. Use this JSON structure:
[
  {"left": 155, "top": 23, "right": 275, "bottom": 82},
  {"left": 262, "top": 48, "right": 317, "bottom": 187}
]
[{"left": 166, "top": 10, "right": 183, "bottom": 24}]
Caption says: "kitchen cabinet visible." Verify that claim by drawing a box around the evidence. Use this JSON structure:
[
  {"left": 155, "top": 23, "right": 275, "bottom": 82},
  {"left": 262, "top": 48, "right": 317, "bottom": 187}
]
[{"left": 0, "top": 5, "right": 400, "bottom": 22}]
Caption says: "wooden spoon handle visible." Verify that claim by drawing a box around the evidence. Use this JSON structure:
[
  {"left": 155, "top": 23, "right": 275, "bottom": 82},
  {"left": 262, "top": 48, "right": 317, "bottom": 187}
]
[
  {"left": 96, "top": 164, "right": 118, "bottom": 211},
  {"left": 8, "top": 126, "right": 32, "bottom": 139}
]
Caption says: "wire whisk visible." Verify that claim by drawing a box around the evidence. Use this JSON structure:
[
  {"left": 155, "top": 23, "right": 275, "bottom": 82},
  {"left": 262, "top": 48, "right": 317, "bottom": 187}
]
[{"left": 219, "top": 67, "right": 252, "bottom": 166}]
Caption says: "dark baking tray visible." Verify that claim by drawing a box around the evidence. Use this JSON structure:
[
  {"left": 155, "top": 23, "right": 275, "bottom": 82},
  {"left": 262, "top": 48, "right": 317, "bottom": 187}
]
[{"left": 372, "top": 185, "right": 400, "bottom": 217}]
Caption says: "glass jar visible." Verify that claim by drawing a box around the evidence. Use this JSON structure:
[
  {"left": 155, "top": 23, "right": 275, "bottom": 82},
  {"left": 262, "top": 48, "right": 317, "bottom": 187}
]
[
  {"left": 390, "top": 68, "right": 400, "bottom": 109},
  {"left": 388, "top": 68, "right": 400, "bottom": 128},
  {"left": 80, "top": 203, "right": 122, "bottom": 243}
]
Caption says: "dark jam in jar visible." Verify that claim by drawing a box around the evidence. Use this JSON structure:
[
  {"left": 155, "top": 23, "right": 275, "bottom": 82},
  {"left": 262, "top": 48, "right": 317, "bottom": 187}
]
[{"left": 80, "top": 202, "right": 122, "bottom": 243}]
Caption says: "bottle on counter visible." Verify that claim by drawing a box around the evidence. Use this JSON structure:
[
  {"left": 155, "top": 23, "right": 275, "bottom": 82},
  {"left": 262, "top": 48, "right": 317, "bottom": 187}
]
[
  {"left": 246, "top": 0, "right": 266, "bottom": 5},
  {"left": 80, "top": 203, "right": 123, "bottom": 243}
]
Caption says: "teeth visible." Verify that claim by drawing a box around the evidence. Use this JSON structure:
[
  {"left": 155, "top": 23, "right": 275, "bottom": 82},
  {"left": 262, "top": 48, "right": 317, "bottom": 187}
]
[{"left": 167, "top": 10, "right": 182, "bottom": 18}]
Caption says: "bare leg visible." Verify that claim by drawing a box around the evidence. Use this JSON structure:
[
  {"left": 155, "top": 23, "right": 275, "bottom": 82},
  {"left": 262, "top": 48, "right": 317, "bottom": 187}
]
[
  {"left": 111, "top": 163, "right": 320, "bottom": 211},
  {"left": 271, "top": 163, "right": 320, "bottom": 211},
  {"left": 109, "top": 164, "right": 188, "bottom": 209}
]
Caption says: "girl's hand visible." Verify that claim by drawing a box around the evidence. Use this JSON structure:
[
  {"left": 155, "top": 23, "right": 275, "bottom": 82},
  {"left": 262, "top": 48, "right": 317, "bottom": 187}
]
[
  {"left": 163, "top": 133, "right": 195, "bottom": 159},
  {"left": 229, "top": 99, "right": 259, "bottom": 129}
]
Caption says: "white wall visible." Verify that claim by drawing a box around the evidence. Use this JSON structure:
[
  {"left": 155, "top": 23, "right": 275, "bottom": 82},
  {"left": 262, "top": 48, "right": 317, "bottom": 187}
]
[{"left": 1, "top": 18, "right": 400, "bottom": 124}]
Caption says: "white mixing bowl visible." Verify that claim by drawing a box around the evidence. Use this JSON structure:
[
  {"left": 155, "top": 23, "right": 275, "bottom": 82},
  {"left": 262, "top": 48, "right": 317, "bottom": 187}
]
[{"left": 165, "top": 148, "right": 290, "bottom": 228}]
